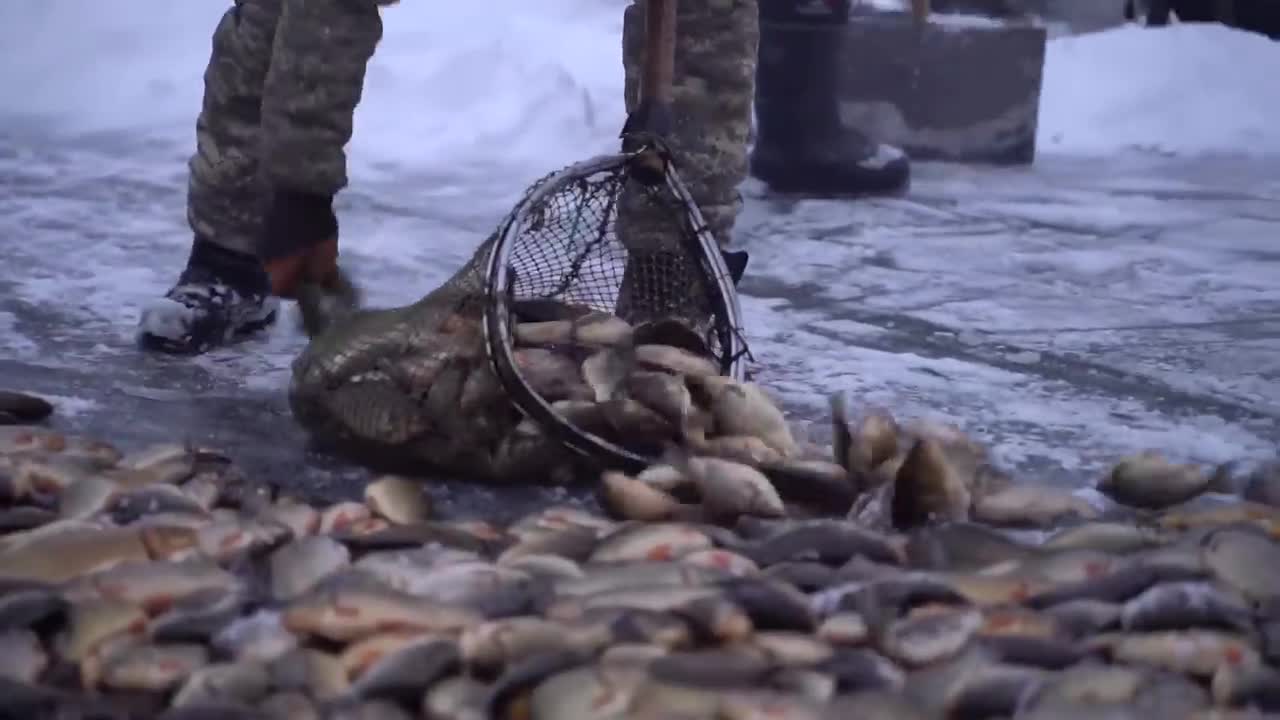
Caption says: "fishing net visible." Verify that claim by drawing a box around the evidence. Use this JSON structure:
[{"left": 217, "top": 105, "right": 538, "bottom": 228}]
[
  {"left": 288, "top": 143, "right": 747, "bottom": 483},
  {"left": 482, "top": 143, "right": 749, "bottom": 473},
  {"left": 420, "top": 150, "right": 739, "bottom": 335}
]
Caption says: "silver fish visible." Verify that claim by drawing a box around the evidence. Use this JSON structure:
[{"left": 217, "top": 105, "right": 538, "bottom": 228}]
[
  {"left": 98, "top": 642, "right": 209, "bottom": 692},
  {"left": 269, "top": 648, "right": 349, "bottom": 701},
  {"left": 1120, "top": 581, "right": 1254, "bottom": 632},
  {"left": 71, "top": 556, "right": 241, "bottom": 614},
  {"left": 514, "top": 320, "right": 574, "bottom": 347},
  {"left": 1243, "top": 461, "right": 1280, "bottom": 508},
  {"left": 689, "top": 375, "right": 797, "bottom": 457},
  {"left": 260, "top": 500, "right": 321, "bottom": 538},
  {"left": 0, "top": 391, "right": 53, "bottom": 423},
  {"left": 459, "top": 616, "right": 610, "bottom": 671},
  {"left": 514, "top": 348, "right": 591, "bottom": 402},
  {"left": 1043, "top": 521, "right": 1167, "bottom": 554},
  {"left": 528, "top": 662, "right": 649, "bottom": 720},
  {"left": 363, "top": 559, "right": 537, "bottom": 617},
  {"left": 549, "top": 399, "right": 611, "bottom": 435},
  {"left": 891, "top": 438, "right": 973, "bottom": 529},
  {"left": 691, "top": 435, "right": 784, "bottom": 468},
  {"left": 0, "top": 628, "right": 47, "bottom": 684},
  {"left": 634, "top": 344, "right": 719, "bottom": 379},
  {"left": 905, "top": 522, "right": 1034, "bottom": 572},
  {"left": 678, "top": 454, "right": 786, "bottom": 521},
  {"left": 213, "top": 610, "right": 299, "bottom": 663},
  {"left": 269, "top": 536, "right": 352, "bottom": 602},
  {"left": 553, "top": 561, "right": 730, "bottom": 598},
  {"left": 421, "top": 675, "right": 487, "bottom": 720},
  {"left": 170, "top": 660, "right": 273, "bottom": 707},
  {"left": 1210, "top": 660, "right": 1280, "bottom": 709},
  {"left": 581, "top": 347, "right": 632, "bottom": 403},
  {"left": 363, "top": 475, "right": 431, "bottom": 525},
  {"left": 971, "top": 484, "right": 1100, "bottom": 528},
  {"left": 625, "top": 370, "right": 695, "bottom": 429},
  {"left": 1098, "top": 452, "right": 1224, "bottom": 509},
  {"left": 570, "top": 312, "right": 633, "bottom": 348},
  {"left": 149, "top": 587, "right": 247, "bottom": 643},
  {"left": 680, "top": 548, "right": 759, "bottom": 576},
  {"left": 1095, "top": 629, "right": 1260, "bottom": 677},
  {"left": 281, "top": 582, "right": 483, "bottom": 643},
  {"left": 588, "top": 522, "right": 712, "bottom": 563},
  {"left": 1201, "top": 527, "right": 1280, "bottom": 602},
  {"left": 599, "top": 470, "right": 693, "bottom": 522},
  {"left": 261, "top": 691, "right": 322, "bottom": 720},
  {"left": 347, "top": 636, "right": 460, "bottom": 702},
  {"left": 878, "top": 605, "right": 984, "bottom": 667},
  {"left": 1042, "top": 599, "right": 1122, "bottom": 637},
  {"left": 830, "top": 392, "right": 900, "bottom": 478}
]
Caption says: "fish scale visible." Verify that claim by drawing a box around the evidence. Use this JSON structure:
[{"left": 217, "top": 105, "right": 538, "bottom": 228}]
[{"left": 2, "top": 387, "right": 1280, "bottom": 716}]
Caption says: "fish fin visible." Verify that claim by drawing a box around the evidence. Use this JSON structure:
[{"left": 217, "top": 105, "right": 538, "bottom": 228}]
[
  {"left": 659, "top": 442, "right": 695, "bottom": 478},
  {"left": 675, "top": 407, "right": 713, "bottom": 450},
  {"left": 721, "top": 249, "right": 749, "bottom": 286},
  {"left": 829, "top": 390, "right": 852, "bottom": 473},
  {"left": 603, "top": 346, "right": 638, "bottom": 402},
  {"left": 583, "top": 346, "right": 635, "bottom": 403},
  {"left": 890, "top": 439, "right": 926, "bottom": 531},
  {"left": 1206, "top": 462, "right": 1240, "bottom": 495},
  {"left": 614, "top": 343, "right": 638, "bottom": 372}
]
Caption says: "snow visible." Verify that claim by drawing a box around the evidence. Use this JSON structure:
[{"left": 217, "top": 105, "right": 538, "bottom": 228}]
[
  {"left": 0, "top": 1, "right": 630, "bottom": 191},
  {"left": 0, "top": 3, "right": 1277, "bottom": 496},
  {"left": 5, "top": 2, "right": 1280, "bottom": 173},
  {"left": 1037, "top": 23, "right": 1280, "bottom": 157}
]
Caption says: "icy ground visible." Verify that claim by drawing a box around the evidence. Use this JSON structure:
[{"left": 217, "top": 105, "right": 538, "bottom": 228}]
[{"left": 1, "top": 3, "right": 1278, "bottom": 516}]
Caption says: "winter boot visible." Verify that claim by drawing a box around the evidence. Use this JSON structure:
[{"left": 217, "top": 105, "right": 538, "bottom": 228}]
[
  {"left": 137, "top": 237, "right": 279, "bottom": 355},
  {"left": 751, "top": 0, "right": 912, "bottom": 196}
]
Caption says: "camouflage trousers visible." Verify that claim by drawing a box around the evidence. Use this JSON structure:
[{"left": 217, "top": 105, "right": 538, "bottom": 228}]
[
  {"left": 615, "top": 0, "right": 759, "bottom": 327},
  {"left": 189, "top": 0, "right": 758, "bottom": 259},
  {"left": 621, "top": 0, "right": 760, "bottom": 251},
  {"left": 188, "top": 0, "right": 388, "bottom": 256}
]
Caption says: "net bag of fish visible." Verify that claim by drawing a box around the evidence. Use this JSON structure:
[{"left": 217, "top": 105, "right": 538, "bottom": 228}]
[
  {"left": 286, "top": 142, "right": 748, "bottom": 485},
  {"left": 483, "top": 143, "right": 751, "bottom": 475}
]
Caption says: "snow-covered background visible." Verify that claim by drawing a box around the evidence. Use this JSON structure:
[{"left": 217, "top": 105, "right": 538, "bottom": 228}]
[{"left": 0, "top": 1, "right": 1277, "bottom": 509}]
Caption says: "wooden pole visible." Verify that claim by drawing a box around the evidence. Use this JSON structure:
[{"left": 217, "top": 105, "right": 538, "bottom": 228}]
[
  {"left": 910, "top": 0, "right": 930, "bottom": 26},
  {"left": 641, "top": 0, "right": 678, "bottom": 108}
]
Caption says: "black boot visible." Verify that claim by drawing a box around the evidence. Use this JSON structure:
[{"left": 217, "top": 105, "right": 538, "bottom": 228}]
[
  {"left": 137, "top": 237, "right": 279, "bottom": 355},
  {"left": 751, "top": 0, "right": 912, "bottom": 197}
]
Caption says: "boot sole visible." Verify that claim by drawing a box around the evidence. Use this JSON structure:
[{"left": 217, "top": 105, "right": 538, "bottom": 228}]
[
  {"left": 750, "top": 151, "right": 912, "bottom": 198},
  {"left": 138, "top": 308, "right": 280, "bottom": 357}
]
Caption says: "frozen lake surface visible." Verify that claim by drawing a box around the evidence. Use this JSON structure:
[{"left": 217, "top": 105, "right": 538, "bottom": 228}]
[{"left": 1, "top": 3, "right": 1277, "bottom": 516}]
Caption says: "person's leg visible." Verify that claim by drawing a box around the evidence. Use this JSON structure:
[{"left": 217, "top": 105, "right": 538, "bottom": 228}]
[
  {"left": 613, "top": 0, "right": 757, "bottom": 329},
  {"left": 1146, "top": 0, "right": 1173, "bottom": 25},
  {"left": 750, "top": 0, "right": 911, "bottom": 196},
  {"left": 622, "top": 0, "right": 760, "bottom": 251},
  {"left": 138, "top": 0, "right": 284, "bottom": 355},
  {"left": 256, "top": 0, "right": 384, "bottom": 262}
]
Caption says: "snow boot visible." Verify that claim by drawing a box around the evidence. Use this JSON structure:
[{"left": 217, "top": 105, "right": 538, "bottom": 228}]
[
  {"left": 751, "top": 0, "right": 912, "bottom": 197},
  {"left": 137, "top": 237, "right": 279, "bottom": 355}
]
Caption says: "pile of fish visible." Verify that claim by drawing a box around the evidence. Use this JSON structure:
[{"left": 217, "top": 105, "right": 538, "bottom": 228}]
[
  {"left": 3, "top": 384, "right": 1280, "bottom": 720},
  {"left": 508, "top": 311, "right": 865, "bottom": 499}
]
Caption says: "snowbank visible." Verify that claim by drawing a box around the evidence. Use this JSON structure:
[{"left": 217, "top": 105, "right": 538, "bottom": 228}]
[
  {"left": 1036, "top": 23, "right": 1280, "bottom": 157},
  {"left": 1, "top": 2, "right": 1278, "bottom": 170},
  {"left": 0, "top": 0, "right": 629, "bottom": 181}
]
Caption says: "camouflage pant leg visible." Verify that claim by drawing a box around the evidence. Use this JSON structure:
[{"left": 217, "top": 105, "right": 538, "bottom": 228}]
[
  {"left": 258, "top": 0, "right": 386, "bottom": 197},
  {"left": 621, "top": 0, "right": 760, "bottom": 249},
  {"left": 187, "top": 0, "right": 284, "bottom": 256},
  {"left": 614, "top": 0, "right": 759, "bottom": 327}
]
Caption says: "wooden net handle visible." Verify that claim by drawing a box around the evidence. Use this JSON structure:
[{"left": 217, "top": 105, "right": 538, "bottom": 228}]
[{"left": 641, "top": 0, "right": 677, "bottom": 106}]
